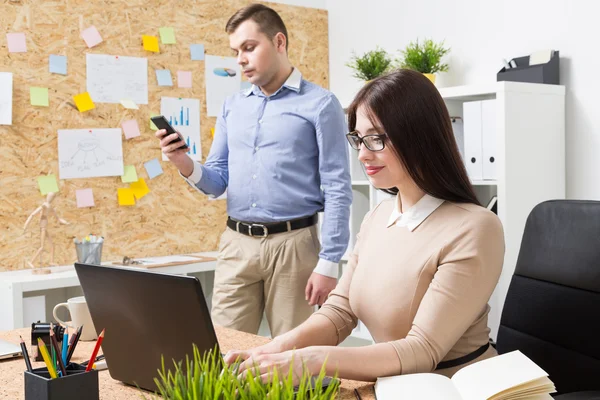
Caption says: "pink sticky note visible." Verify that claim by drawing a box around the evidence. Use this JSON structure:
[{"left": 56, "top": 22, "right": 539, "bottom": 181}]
[
  {"left": 7, "top": 33, "right": 27, "bottom": 53},
  {"left": 81, "top": 26, "right": 103, "bottom": 48},
  {"left": 177, "top": 71, "right": 192, "bottom": 88},
  {"left": 76, "top": 189, "right": 95, "bottom": 208},
  {"left": 122, "top": 119, "right": 141, "bottom": 139}
]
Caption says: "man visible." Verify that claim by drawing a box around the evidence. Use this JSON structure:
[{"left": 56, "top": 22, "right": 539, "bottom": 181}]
[{"left": 157, "top": 3, "right": 351, "bottom": 337}]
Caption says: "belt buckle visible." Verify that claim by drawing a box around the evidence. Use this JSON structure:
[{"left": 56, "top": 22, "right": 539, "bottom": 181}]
[{"left": 250, "top": 223, "right": 268, "bottom": 237}]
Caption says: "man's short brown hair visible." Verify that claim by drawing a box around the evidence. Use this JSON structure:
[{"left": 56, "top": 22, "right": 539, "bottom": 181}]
[{"left": 226, "top": 3, "right": 289, "bottom": 51}]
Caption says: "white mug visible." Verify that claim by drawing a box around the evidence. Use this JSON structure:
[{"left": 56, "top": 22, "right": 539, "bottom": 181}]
[{"left": 53, "top": 296, "right": 98, "bottom": 341}]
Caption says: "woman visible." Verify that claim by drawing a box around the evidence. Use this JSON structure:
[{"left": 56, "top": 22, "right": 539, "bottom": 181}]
[{"left": 224, "top": 69, "right": 505, "bottom": 383}]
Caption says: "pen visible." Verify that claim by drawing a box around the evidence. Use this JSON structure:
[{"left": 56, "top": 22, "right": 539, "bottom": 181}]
[
  {"left": 50, "top": 323, "right": 67, "bottom": 377},
  {"left": 20, "top": 335, "right": 32, "bottom": 372},
  {"left": 354, "top": 388, "right": 363, "bottom": 400},
  {"left": 85, "top": 328, "right": 105, "bottom": 372},
  {"left": 37, "top": 338, "right": 58, "bottom": 379}
]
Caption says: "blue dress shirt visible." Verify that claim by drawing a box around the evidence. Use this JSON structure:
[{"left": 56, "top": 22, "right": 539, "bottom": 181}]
[{"left": 183, "top": 68, "right": 352, "bottom": 277}]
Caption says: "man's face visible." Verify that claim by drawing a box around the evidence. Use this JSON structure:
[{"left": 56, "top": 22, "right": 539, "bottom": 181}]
[{"left": 229, "top": 19, "right": 281, "bottom": 87}]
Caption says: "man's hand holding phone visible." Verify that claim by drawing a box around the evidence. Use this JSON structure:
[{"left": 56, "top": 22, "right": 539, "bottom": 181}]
[{"left": 152, "top": 115, "right": 194, "bottom": 177}]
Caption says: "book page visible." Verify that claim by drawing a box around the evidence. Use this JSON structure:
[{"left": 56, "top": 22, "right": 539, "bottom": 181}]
[
  {"left": 375, "top": 373, "right": 463, "bottom": 400},
  {"left": 451, "top": 351, "right": 551, "bottom": 400}
]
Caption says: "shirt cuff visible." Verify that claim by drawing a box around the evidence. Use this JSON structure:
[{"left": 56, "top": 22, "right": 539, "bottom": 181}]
[
  {"left": 313, "top": 258, "right": 340, "bottom": 278},
  {"left": 180, "top": 160, "right": 203, "bottom": 184}
]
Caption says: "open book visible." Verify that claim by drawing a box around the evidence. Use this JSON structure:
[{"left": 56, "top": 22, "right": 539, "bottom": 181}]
[{"left": 375, "top": 350, "right": 556, "bottom": 400}]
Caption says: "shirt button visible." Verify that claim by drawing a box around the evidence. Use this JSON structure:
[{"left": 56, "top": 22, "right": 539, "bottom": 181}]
[
  {"left": 252, "top": 175, "right": 257, "bottom": 179},
  {"left": 252, "top": 203, "right": 257, "bottom": 208},
  {"left": 255, "top": 146, "right": 259, "bottom": 151},
  {"left": 258, "top": 119, "right": 263, "bottom": 124}
]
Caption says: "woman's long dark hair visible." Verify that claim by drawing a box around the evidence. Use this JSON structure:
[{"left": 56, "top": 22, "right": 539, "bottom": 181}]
[{"left": 347, "top": 69, "right": 479, "bottom": 205}]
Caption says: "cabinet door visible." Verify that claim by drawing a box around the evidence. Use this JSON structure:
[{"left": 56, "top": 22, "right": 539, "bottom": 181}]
[
  {"left": 463, "top": 101, "right": 483, "bottom": 180},
  {"left": 481, "top": 99, "right": 497, "bottom": 180}
]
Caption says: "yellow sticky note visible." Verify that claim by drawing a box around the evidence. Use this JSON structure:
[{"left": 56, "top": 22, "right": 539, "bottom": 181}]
[
  {"left": 211, "top": 127, "right": 215, "bottom": 137},
  {"left": 159, "top": 27, "right": 176, "bottom": 44},
  {"left": 30, "top": 87, "right": 49, "bottom": 107},
  {"left": 117, "top": 188, "right": 135, "bottom": 206},
  {"left": 73, "top": 92, "right": 95, "bottom": 112},
  {"left": 130, "top": 178, "right": 150, "bottom": 200},
  {"left": 37, "top": 175, "right": 59, "bottom": 195},
  {"left": 142, "top": 35, "right": 159, "bottom": 52},
  {"left": 121, "top": 165, "right": 138, "bottom": 183},
  {"left": 150, "top": 114, "right": 158, "bottom": 130}
]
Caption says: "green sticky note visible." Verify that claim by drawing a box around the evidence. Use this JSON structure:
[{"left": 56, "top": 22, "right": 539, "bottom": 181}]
[
  {"left": 30, "top": 87, "right": 49, "bottom": 107},
  {"left": 121, "top": 165, "right": 138, "bottom": 183},
  {"left": 150, "top": 114, "right": 158, "bottom": 130},
  {"left": 37, "top": 175, "right": 59, "bottom": 195},
  {"left": 159, "top": 27, "right": 176, "bottom": 44}
]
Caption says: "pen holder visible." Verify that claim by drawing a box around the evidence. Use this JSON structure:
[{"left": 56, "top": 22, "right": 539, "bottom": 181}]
[
  {"left": 75, "top": 243, "right": 103, "bottom": 265},
  {"left": 24, "top": 363, "right": 99, "bottom": 400}
]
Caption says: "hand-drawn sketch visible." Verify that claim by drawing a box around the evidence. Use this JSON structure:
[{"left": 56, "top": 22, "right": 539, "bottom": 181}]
[
  {"left": 86, "top": 54, "right": 148, "bottom": 104},
  {"left": 58, "top": 129, "right": 124, "bottom": 179}
]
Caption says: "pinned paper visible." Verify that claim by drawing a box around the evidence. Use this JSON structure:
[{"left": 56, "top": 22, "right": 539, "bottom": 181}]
[
  {"left": 144, "top": 158, "right": 163, "bottom": 179},
  {"left": 49, "top": 55, "right": 67, "bottom": 75},
  {"left": 177, "top": 71, "right": 192, "bottom": 88},
  {"left": 156, "top": 69, "right": 173, "bottom": 86},
  {"left": 117, "top": 188, "right": 135, "bottom": 206},
  {"left": 73, "top": 92, "right": 95, "bottom": 112},
  {"left": 159, "top": 27, "right": 176, "bottom": 44},
  {"left": 30, "top": 87, "right": 49, "bottom": 107},
  {"left": 150, "top": 114, "right": 158, "bottom": 130},
  {"left": 37, "top": 175, "right": 59, "bottom": 195},
  {"left": 143, "top": 35, "right": 159, "bottom": 52},
  {"left": 76, "top": 188, "right": 95, "bottom": 208},
  {"left": 121, "top": 165, "right": 138, "bottom": 183},
  {"left": 190, "top": 44, "right": 205, "bottom": 61},
  {"left": 122, "top": 119, "right": 140, "bottom": 139},
  {"left": 120, "top": 99, "right": 139, "bottom": 109},
  {"left": 81, "top": 26, "right": 103, "bottom": 48},
  {"left": 7, "top": 33, "right": 27, "bottom": 53},
  {"left": 130, "top": 178, "right": 150, "bottom": 200}
]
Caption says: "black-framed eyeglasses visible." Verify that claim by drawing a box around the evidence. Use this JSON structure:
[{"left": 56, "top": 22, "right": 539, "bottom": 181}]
[{"left": 346, "top": 132, "right": 386, "bottom": 151}]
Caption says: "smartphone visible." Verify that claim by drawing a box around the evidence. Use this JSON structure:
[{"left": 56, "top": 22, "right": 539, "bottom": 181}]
[{"left": 151, "top": 115, "right": 189, "bottom": 149}]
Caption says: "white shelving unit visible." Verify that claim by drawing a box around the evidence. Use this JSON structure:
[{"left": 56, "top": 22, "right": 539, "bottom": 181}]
[{"left": 337, "top": 81, "right": 566, "bottom": 343}]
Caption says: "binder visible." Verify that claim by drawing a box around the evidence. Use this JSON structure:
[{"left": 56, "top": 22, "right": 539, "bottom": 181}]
[
  {"left": 481, "top": 99, "right": 497, "bottom": 180},
  {"left": 463, "top": 101, "right": 483, "bottom": 180}
]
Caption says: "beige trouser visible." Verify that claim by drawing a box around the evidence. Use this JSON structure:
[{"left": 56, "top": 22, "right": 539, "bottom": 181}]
[{"left": 211, "top": 224, "right": 320, "bottom": 337}]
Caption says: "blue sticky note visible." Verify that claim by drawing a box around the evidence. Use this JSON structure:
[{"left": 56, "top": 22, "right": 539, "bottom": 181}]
[
  {"left": 144, "top": 158, "right": 163, "bottom": 179},
  {"left": 190, "top": 44, "right": 205, "bottom": 61},
  {"left": 49, "top": 54, "right": 67, "bottom": 75},
  {"left": 156, "top": 69, "right": 173, "bottom": 86}
]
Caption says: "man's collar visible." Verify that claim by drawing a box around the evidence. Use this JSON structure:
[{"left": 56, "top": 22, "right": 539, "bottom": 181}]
[{"left": 244, "top": 67, "right": 302, "bottom": 97}]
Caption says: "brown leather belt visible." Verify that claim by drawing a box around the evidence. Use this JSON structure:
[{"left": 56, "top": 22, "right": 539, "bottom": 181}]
[{"left": 226, "top": 214, "right": 318, "bottom": 237}]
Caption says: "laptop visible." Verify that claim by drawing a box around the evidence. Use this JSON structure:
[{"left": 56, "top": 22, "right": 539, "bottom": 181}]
[
  {"left": 74, "top": 263, "right": 335, "bottom": 393},
  {"left": 0, "top": 338, "right": 22, "bottom": 360}
]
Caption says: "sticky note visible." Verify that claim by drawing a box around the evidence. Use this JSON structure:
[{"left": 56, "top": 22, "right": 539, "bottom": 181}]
[
  {"left": 143, "top": 35, "right": 159, "bottom": 52},
  {"left": 156, "top": 70, "right": 173, "bottom": 86},
  {"left": 30, "top": 87, "right": 49, "bottom": 107},
  {"left": 190, "top": 44, "right": 204, "bottom": 60},
  {"left": 120, "top": 99, "right": 138, "bottom": 110},
  {"left": 130, "top": 178, "right": 150, "bottom": 200},
  {"left": 122, "top": 119, "right": 140, "bottom": 140},
  {"left": 49, "top": 55, "right": 67, "bottom": 75},
  {"left": 76, "top": 188, "right": 95, "bottom": 208},
  {"left": 81, "top": 26, "right": 103, "bottom": 48},
  {"left": 210, "top": 127, "right": 215, "bottom": 137},
  {"left": 7, "top": 33, "right": 26, "bottom": 53},
  {"left": 159, "top": 27, "right": 176, "bottom": 44},
  {"left": 150, "top": 114, "right": 158, "bottom": 130},
  {"left": 117, "top": 188, "right": 135, "bottom": 206},
  {"left": 177, "top": 71, "right": 192, "bottom": 88},
  {"left": 73, "top": 92, "right": 95, "bottom": 112},
  {"left": 121, "top": 165, "right": 138, "bottom": 183},
  {"left": 144, "top": 158, "right": 163, "bottom": 179},
  {"left": 37, "top": 175, "right": 59, "bottom": 195}
]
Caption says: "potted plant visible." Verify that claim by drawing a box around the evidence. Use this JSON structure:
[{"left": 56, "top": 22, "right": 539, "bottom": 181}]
[
  {"left": 346, "top": 47, "right": 393, "bottom": 82},
  {"left": 397, "top": 38, "right": 450, "bottom": 84},
  {"left": 143, "top": 345, "right": 340, "bottom": 399}
]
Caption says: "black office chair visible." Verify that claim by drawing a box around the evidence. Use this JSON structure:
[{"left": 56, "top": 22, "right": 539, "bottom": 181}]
[{"left": 496, "top": 200, "right": 600, "bottom": 399}]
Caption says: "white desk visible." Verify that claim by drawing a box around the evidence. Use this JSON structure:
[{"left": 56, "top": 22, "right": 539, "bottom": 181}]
[{"left": 0, "top": 252, "right": 218, "bottom": 331}]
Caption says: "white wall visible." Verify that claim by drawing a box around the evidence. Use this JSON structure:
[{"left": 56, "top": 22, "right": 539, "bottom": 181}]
[{"left": 327, "top": 0, "right": 600, "bottom": 200}]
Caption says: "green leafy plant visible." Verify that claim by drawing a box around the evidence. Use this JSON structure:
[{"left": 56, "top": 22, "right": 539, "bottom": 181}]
[
  {"left": 346, "top": 47, "right": 393, "bottom": 81},
  {"left": 397, "top": 38, "right": 450, "bottom": 74},
  {"left": 143, "top": 345, "right": 340, "bottom": 400}
]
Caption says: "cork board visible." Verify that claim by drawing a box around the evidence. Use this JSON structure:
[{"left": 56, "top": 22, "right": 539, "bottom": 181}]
[{"left": 0, "top": 0, "right": 329, "bottom": 271}]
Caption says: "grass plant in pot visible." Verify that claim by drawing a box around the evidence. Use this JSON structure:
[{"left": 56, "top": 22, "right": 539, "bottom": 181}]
[
  {"left": 397, "top": 38, "right": 450, "bottom": 84},
  {"left": 346, "top": 47, "right": 393, "bottom": 83}
]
